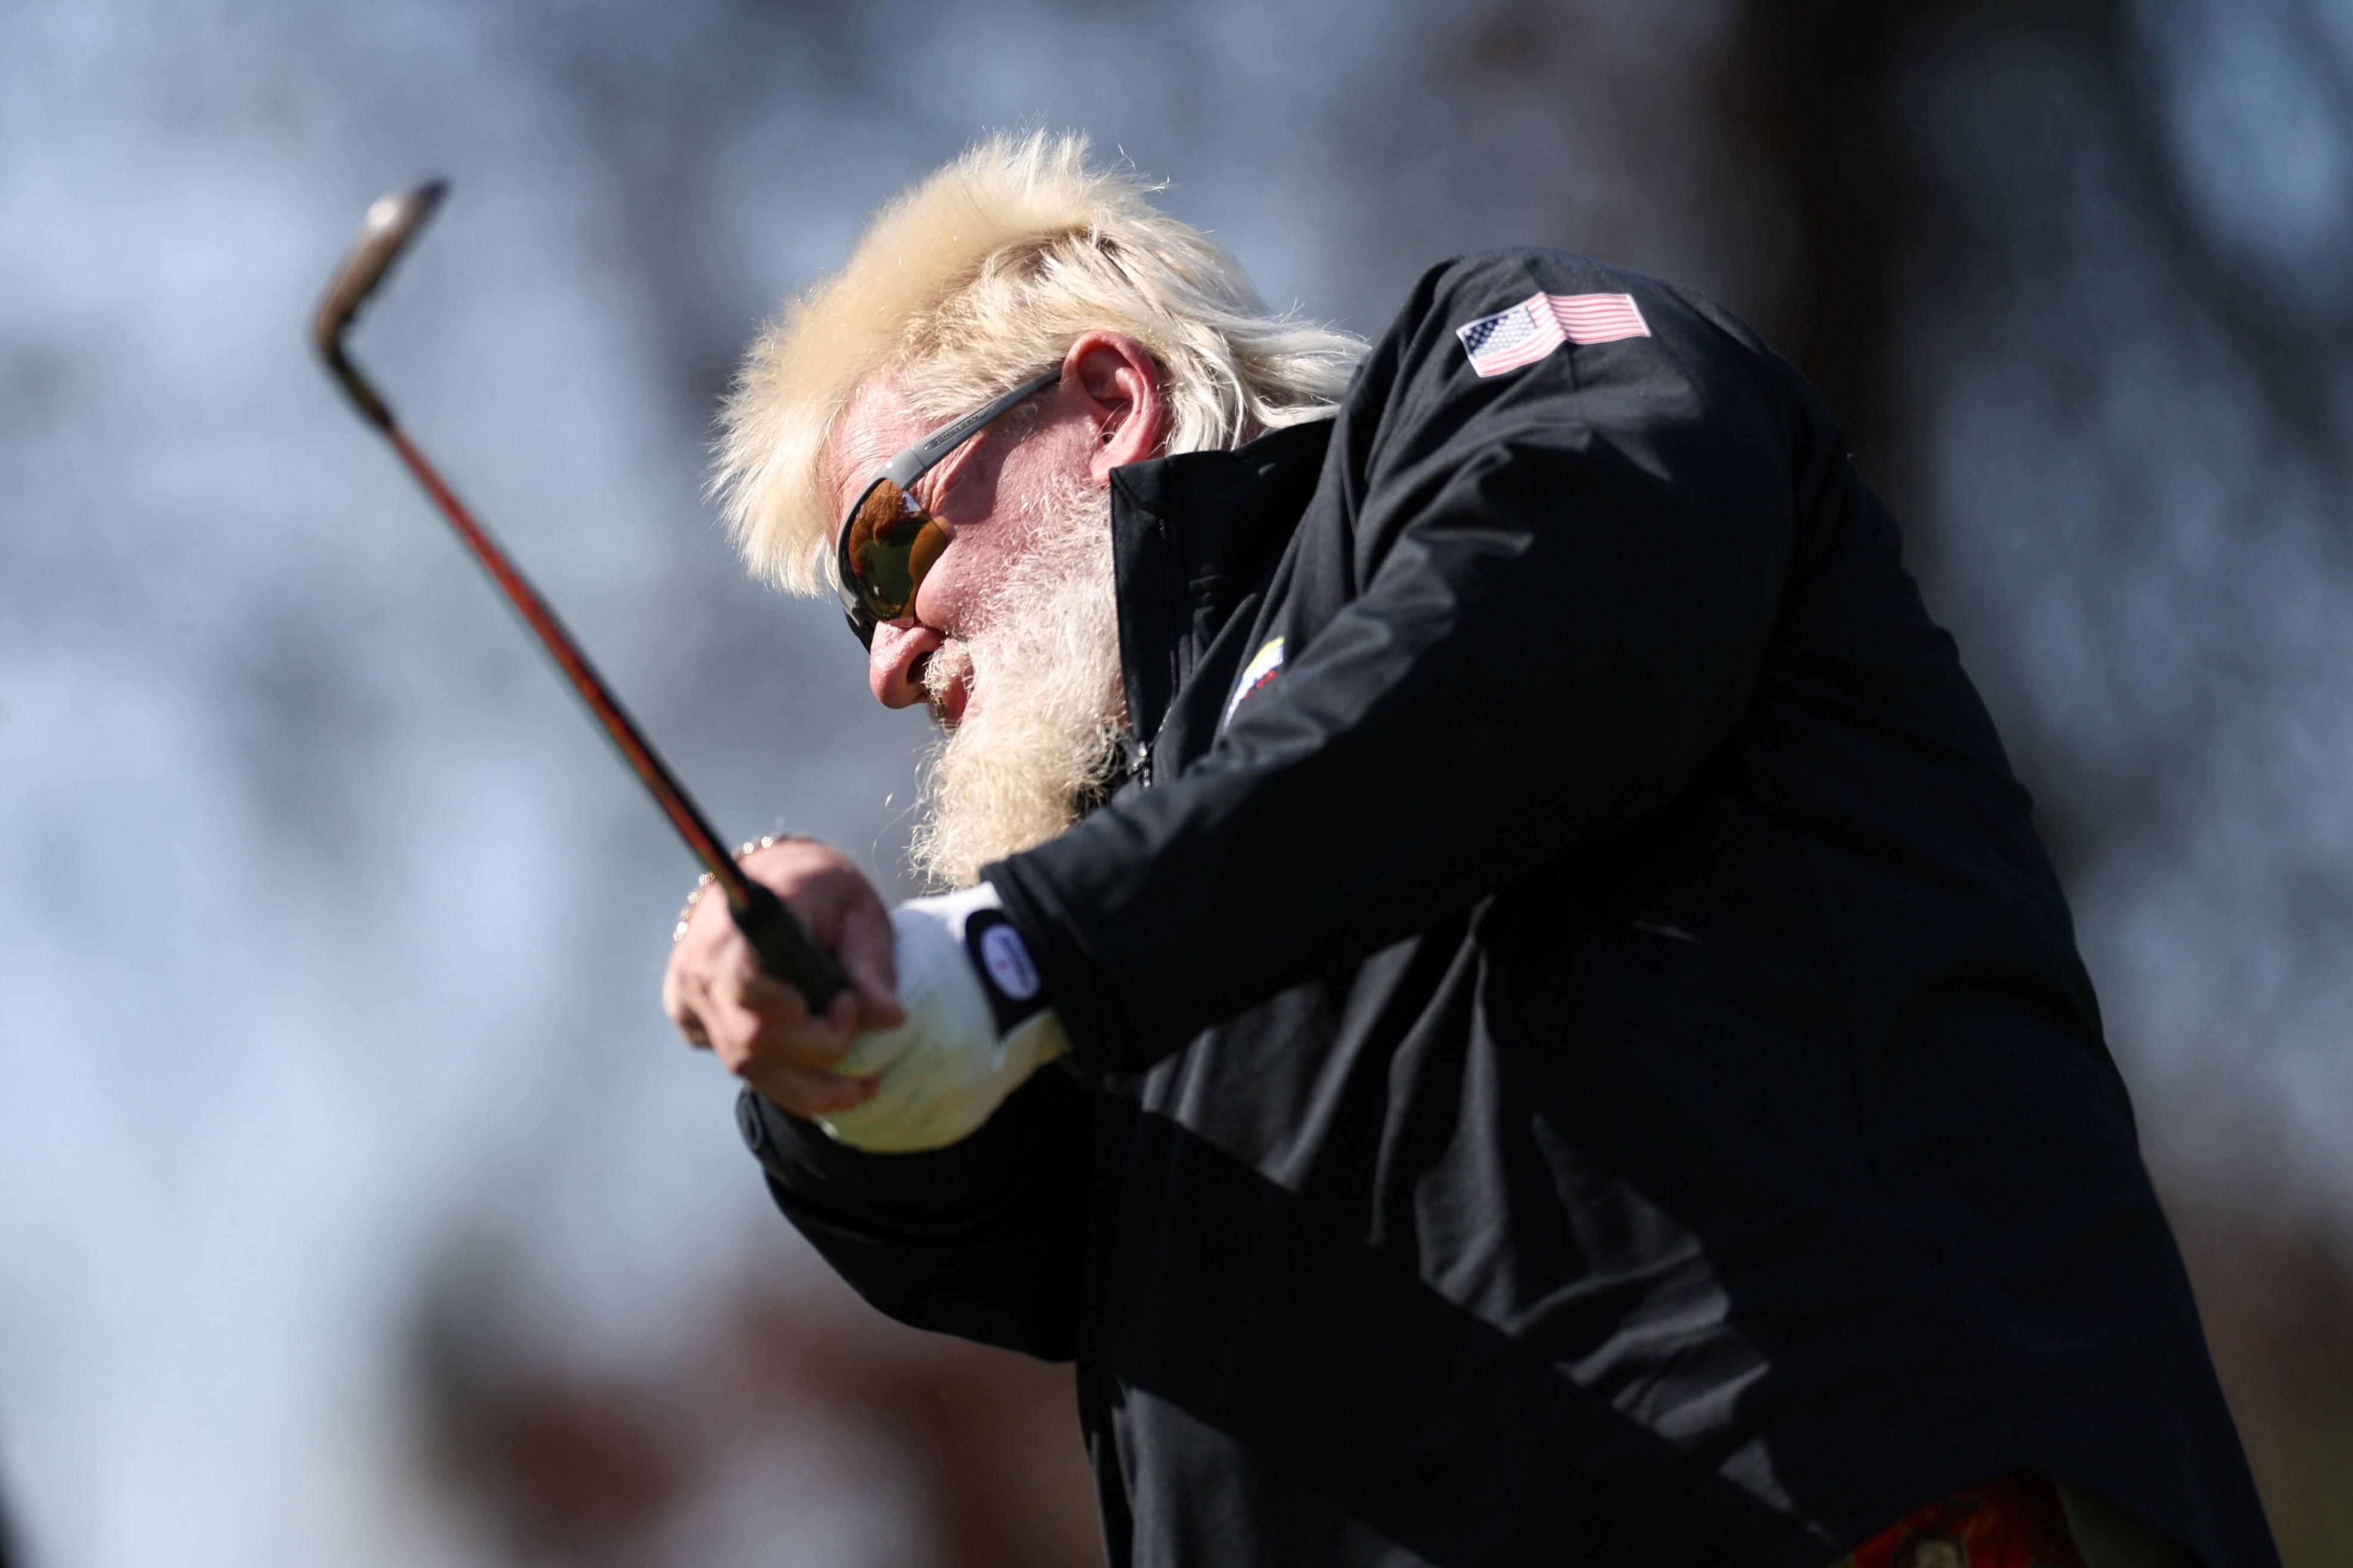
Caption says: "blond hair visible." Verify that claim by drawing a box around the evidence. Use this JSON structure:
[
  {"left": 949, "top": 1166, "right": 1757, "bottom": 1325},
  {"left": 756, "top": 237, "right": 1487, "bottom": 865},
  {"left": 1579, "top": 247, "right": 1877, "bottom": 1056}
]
[{"left": 713, "top": 130, "right": 1368, "bottom": 594}]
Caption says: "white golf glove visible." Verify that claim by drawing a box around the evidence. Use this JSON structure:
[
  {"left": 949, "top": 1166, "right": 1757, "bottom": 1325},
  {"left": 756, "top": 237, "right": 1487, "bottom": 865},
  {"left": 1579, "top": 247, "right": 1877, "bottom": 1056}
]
[{"left": 814, "top": 884, "right": 1070, "bottom": 1154}]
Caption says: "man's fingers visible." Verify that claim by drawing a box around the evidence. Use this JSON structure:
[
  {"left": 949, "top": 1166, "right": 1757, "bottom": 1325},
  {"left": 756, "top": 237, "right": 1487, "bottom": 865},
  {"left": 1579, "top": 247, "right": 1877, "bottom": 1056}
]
[
  {"left": 734, "top": 841, "right": 895, "bottom": 1005},
  {"left": 826, "top": 990, "right": 858, "bottom": 1036},
  {"left": 664, "top": 941, "right": 717, "bottom": 1049},
  {"left": 727, "top": 931, "right": 868, "bottom": 1052},
  {"left": 677, "top": 971, "right": 721, "bottom": 1050},
  {"left": 738, "top": 966, "right": 815, "bottom": 1030},
  {"left": 661, "top": 974, "right": 699, "bottom": 1046},
  {"left": 706, "top": 1007, "right": 854, "bottom": 1077},
  {"left": 661, "top": 838, "right": 902, "bottom": 1103},
  {"left": 698, "top": 958, "right": 863, "bottom": 1077},
  {"left": 834, "top": 897, "right": 906, "bottom": 1030}
]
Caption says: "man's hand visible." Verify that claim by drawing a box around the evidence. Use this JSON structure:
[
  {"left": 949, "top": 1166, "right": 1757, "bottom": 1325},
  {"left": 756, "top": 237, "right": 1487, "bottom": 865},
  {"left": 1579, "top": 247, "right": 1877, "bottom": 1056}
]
[
  {"left": 811, "top": 886, "right": 1069, "bottom": 1152},
  {"left": 662, "top": 838, "right": 905, "bottom": 1117}
]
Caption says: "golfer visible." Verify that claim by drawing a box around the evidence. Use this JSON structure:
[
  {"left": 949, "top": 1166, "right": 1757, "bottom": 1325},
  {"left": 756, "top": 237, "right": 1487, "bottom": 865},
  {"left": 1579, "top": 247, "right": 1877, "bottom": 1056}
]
[{"left": 664, "top": 133, "right": 2276, "bottom": 1568}]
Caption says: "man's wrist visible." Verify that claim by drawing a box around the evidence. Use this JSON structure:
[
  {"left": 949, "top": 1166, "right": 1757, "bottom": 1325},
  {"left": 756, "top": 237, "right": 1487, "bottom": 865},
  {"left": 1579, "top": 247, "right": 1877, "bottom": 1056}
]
[
  {"left": 980, "top": 861, "right": 1127, "bottom": 1078},
  {"left": 915, "top": 883, "right": 1052, "bottom": 1034}
]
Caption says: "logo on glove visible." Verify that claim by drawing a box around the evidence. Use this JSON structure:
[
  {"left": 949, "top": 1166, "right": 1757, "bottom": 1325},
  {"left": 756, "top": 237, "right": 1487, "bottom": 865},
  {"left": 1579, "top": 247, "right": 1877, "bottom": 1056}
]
[
  {"left": 979, "top": 922, "right": 1041, "bottom": 1000},
  {"left": 963, "top": 909, "right": 1051, "bottom": 1033}
]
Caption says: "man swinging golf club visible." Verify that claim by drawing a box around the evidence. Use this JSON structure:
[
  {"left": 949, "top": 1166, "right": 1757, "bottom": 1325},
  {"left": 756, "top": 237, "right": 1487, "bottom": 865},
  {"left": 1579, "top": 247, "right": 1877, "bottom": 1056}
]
[{"left": 664, "top": 133, "right": 2277, "bottom": 1567}]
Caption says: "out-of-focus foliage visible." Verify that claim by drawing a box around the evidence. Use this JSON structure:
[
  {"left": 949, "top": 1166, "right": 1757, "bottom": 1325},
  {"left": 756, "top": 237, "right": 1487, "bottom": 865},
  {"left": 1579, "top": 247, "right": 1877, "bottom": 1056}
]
[{"left": 2, "top": 1, "right": 2351, "bottom": 1563}]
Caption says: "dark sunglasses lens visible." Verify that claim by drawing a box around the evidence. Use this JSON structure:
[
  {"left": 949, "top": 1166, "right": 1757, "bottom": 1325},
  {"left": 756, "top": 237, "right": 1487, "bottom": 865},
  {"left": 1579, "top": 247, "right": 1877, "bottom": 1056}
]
[{"left": 841, "top": 479, "right": 950, "bottom": 620}]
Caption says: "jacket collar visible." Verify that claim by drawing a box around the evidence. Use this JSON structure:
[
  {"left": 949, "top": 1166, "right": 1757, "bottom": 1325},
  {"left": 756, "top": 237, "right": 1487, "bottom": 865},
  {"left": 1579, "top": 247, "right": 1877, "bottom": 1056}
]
[{"left": 1106, "top": 419, "right": 1334, "bottom": 747}]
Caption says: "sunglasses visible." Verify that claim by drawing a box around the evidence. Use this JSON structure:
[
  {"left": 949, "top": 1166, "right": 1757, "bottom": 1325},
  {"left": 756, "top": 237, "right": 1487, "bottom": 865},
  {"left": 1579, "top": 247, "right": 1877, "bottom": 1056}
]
[{"left": 835, "top": 369, "right": 1063, "bottom": 647}]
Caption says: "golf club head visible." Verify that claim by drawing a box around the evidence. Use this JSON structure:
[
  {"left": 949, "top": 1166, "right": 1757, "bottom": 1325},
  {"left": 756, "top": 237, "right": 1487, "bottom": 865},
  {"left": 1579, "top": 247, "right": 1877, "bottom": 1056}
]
[
  {"left": 313, "top": 180, "right": 447, "bottom": 350},
  {"left": 312, "top": 180, "right": 447, "bottom": 424}
]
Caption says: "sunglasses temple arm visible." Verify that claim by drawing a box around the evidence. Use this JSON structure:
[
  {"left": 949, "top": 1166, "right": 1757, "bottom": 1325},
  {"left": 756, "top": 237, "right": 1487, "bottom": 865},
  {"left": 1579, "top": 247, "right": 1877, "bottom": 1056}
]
[{"left": 887, "top": 369, "right": 1062, "bottom": 485}]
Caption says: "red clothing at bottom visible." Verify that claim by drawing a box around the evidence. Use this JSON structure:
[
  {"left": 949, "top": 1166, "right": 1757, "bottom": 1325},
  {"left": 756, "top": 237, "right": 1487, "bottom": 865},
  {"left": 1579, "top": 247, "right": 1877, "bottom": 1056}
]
[{"left": 1840, "top": 1475, "right": 2088, "bottom": 1568}]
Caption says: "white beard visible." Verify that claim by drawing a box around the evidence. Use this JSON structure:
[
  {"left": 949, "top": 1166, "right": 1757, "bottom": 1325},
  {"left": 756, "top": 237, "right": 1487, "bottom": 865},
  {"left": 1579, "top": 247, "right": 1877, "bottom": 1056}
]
[{"left": 909, "top": 473, "right": 1126, "bottom": 889}]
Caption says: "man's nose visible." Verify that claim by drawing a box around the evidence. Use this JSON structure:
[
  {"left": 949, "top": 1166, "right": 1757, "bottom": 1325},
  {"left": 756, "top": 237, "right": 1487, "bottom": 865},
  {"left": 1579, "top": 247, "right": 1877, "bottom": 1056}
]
[{"left": 868, "top": 620, "right": 943, "bottom": 708}]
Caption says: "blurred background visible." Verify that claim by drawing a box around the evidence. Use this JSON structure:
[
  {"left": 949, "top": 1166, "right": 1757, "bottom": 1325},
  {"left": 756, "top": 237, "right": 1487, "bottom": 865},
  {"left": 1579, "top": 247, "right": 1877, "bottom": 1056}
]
[{"left": 3, "top": 0, "right": 2351, "bottom": 1563}]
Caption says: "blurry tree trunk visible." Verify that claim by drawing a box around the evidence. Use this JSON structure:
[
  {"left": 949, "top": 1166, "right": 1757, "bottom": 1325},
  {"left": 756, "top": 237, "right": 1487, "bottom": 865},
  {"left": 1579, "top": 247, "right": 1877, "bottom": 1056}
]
[{"left": 1716, "top": 0, "right": 1918, "bottom": 497}]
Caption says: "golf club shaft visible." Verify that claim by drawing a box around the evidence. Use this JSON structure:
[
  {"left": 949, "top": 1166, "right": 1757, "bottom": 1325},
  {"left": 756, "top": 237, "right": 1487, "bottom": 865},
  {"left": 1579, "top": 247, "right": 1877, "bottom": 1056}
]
[{"left": 378, "top": 420, "right": 848, "bottom": 1005}]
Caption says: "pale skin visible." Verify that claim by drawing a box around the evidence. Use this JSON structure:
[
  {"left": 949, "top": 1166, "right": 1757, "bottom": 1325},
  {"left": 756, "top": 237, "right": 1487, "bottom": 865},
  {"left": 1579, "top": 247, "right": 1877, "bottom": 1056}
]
[{"left": 661, "top": 332, "right": 1169, "bottom": 1117}]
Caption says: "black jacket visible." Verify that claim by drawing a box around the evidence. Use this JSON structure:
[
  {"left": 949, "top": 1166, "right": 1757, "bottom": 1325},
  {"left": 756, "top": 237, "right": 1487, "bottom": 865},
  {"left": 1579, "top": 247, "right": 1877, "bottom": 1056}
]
[{"left": 744, "top": 251, "right": 2277, "bottom": 1568}]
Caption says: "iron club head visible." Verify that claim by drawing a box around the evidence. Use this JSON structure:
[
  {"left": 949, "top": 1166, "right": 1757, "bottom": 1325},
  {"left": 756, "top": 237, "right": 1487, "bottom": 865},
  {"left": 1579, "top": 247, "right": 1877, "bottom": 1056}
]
[{"left": 312, "top": 180, "right": 447, "bottom": 426}]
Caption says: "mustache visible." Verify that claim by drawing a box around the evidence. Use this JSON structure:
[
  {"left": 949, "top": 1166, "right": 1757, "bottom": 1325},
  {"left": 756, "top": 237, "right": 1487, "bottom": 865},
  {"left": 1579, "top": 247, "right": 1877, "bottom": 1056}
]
[{"left": 921, "top": 640, "right": 972, "bottom": 730}]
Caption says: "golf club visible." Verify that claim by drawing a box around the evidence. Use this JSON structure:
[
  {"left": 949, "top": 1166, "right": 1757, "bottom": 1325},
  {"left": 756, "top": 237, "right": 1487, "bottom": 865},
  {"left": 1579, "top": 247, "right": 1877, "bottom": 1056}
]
[{"left": 312, "top": 180, "right": 846, "bottom": 1007}]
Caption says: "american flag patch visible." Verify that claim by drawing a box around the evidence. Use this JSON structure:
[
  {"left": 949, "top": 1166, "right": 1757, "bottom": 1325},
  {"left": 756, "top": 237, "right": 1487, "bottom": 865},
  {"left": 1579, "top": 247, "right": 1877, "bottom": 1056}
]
[{"left": 1455, "top": 291, "right": 1650, "bottom": 378}]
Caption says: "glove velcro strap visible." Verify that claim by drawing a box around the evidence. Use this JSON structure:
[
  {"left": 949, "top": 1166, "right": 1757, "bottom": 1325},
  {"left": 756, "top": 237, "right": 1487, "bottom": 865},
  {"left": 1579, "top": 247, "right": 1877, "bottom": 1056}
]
[{"left": 962, "top": 905, "right": 1050, "bottom": 1034}]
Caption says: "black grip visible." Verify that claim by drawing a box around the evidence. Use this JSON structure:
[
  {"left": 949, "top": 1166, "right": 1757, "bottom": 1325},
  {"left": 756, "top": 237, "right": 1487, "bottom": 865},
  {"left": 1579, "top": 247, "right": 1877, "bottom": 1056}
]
[{"left": 730, "top": 879, "right": 850, "bottom": 1007}]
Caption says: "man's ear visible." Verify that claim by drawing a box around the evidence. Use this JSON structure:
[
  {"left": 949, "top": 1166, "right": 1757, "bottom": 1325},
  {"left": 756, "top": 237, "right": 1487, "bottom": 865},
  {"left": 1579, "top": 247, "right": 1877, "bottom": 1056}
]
[{"left": 1065, "top": 331, "right": 1168, "bottom": 482}]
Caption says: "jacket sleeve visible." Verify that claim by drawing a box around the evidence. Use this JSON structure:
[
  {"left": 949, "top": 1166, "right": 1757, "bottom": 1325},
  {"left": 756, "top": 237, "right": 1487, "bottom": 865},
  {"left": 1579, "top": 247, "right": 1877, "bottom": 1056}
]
[
  {"left": 739, "top": 1065, "right": 1091, "bottom": 1360},
  {"left": 988, "top": 255, "right": 1808, "bottom": 1075}
]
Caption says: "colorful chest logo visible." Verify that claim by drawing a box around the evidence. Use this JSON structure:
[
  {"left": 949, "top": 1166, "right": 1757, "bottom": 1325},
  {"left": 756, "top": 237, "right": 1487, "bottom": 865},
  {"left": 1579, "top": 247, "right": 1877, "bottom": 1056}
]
[
  {"left": 1456, "top": 291, "right": 1650, "bottom": 378},
  {"left": 1222, "top": 637, "right": 1286, "bottom": 730}
]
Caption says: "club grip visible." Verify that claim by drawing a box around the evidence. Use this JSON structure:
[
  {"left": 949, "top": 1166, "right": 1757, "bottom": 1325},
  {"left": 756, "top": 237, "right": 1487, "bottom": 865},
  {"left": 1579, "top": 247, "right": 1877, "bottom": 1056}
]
[{"left": 730, "top": 880, "right": 850, "bottom": 1008}]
